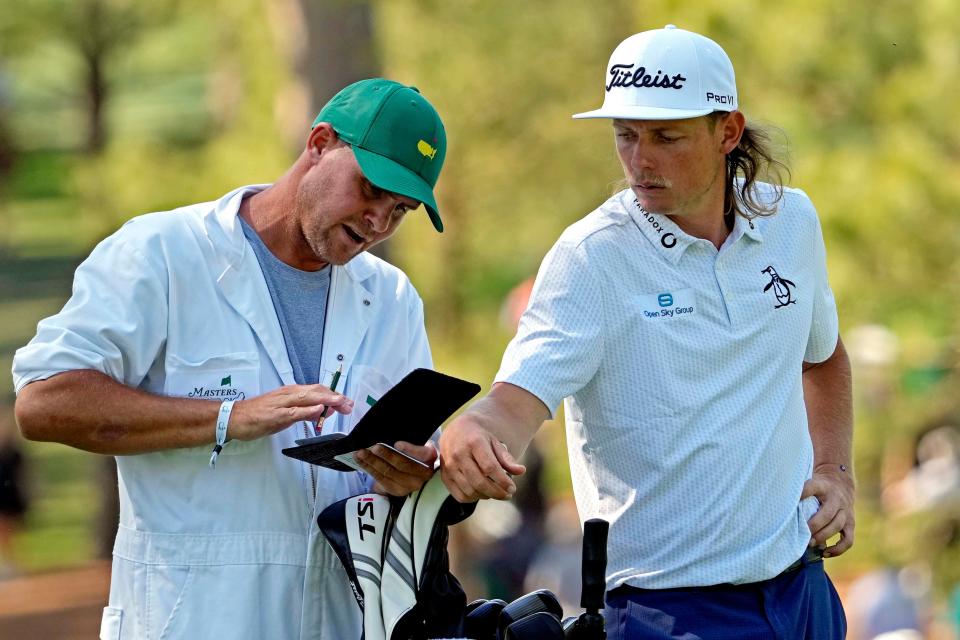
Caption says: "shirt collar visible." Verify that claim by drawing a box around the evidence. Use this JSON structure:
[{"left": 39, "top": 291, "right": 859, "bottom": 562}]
[
  {"left": 207, "top": 184, "right": 378, "bottom": 282},
  {"left": 624, "top": 191, "right": 764, "bottom": 264},
  {"left": 731, "top": 210, "right": 764, "bottom": 244},
  {"left": 623, "top": 192, "right": 695, "bottom": 265}
]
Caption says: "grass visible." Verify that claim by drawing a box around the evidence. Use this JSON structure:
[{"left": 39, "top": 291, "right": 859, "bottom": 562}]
[
  {"left": 12, "top": 442, "right": 100, "bottom": 571},
  {"left": 0, "top": 193, "right": 98, "bottom": 571}
]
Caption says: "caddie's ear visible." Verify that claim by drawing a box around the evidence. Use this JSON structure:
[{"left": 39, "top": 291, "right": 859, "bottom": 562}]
[{"left": 306, "top": 122, "right": 340, "bottom": 158}]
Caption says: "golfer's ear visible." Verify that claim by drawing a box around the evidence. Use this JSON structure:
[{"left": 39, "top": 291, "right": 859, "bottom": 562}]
[{"left": 719, "top": 111, "right": 745, "bottom": 154}]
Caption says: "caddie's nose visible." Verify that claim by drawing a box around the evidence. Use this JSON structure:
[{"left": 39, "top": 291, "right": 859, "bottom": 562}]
[{"left": 364, "top": 200, "right": 394, "bottom": 235}]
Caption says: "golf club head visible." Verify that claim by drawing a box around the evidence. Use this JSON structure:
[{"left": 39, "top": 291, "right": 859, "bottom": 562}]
[
  {"left": 464, "top": 598, "right": 507, "bottom": 640},
  {"left": 563, "top": 612, "right": 606, "bottom": 640},
  {"left": 466, "top": 598, "right": 490, "bottom": 614},
  {"left": 503, "top": 610, "right": 564, "bottom": 640},
  {"left": 498, "top": 589, "right": 563, "bottom": 638}
]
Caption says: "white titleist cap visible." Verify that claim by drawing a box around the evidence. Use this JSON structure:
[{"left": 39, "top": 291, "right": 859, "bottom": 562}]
[{"left": 573, "top": 24, "right": 738, "bottom": 120}]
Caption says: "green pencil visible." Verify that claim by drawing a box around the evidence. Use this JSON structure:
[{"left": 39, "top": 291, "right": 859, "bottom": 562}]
[{"left": 314, "top": 364, "right": 343, "bottom": 435}]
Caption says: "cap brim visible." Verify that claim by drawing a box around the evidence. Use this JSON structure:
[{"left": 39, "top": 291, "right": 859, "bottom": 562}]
[
  {"left": 351, "top": 146, "right": 443, "bottom": 232},
  {"left": 572, "top": 105, "right": 718, "bottom": 120}
]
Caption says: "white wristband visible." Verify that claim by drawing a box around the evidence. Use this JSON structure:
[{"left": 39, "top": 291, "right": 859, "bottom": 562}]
[{"left": 209, "top": 400, "right": 235, "bottom": 468}]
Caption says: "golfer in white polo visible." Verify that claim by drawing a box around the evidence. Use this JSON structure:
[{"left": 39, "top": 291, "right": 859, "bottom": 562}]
[{"left": 440, "top": 25, "right": 853, "bottom": 639}]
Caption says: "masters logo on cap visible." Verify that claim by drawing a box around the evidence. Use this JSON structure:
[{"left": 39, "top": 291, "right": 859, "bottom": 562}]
[
  {"left": 573, "top": 25, "right": 738, "bottom": 121},
  {"left": 314, "top": 78, "right": 447, "bottom": 232}
]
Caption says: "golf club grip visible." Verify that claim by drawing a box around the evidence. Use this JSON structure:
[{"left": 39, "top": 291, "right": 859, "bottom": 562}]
[{"left": 581, "top": 518, "right": 608, "bottom": 611}]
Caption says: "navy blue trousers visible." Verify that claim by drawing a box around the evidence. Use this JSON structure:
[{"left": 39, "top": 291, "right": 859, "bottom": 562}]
[{"left": 605, "top": 553, "right": 846, "bottom": 639}]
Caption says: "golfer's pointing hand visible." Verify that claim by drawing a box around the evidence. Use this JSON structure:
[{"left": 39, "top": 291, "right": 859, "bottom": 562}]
[{"left": 440, "top": 414, "right": 526, "bottom": 502}]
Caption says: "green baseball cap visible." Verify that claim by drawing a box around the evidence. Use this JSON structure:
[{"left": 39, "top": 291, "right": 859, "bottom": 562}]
[{"left": 313, "top": 78, "right": 447, "bottom": 232}]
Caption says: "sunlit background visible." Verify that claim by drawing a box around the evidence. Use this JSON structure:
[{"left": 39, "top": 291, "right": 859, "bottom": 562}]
[{"left": 0, "top": 1, "right": 958, "bottom": 638}]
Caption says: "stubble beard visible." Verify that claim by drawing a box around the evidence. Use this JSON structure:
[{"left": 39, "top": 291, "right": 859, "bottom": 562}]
[
  {"left": 648, "top": 163, "right": 725, "bottom": 220},
  {"left": 293, "top": 181, "right": 340, "bottom": 267}
]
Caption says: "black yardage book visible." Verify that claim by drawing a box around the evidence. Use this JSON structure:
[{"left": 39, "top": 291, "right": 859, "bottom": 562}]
[{"left": 281, "top": 368, "right": 480, "bottom": 471}]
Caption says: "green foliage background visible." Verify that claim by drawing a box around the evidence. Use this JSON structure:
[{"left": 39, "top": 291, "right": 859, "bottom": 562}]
[{"left": 1, "top": 0, "right": 958, "bottom": 611}]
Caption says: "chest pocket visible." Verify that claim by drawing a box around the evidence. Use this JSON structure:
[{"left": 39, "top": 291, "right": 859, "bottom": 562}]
[
  {"left": 164, "top": 352, "right": 261, "bottom": 456},
  {"left": 331, "top": 365, "right": 394, "bottom": 437}
]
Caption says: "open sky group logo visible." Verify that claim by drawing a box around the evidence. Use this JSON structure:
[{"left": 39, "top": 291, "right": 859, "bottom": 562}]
[{"left": 640, "top": 289, "right": 695, "bottom": 319}]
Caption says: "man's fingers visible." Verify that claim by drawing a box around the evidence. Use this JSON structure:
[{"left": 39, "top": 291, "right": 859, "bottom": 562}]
[
  {"left": 314, "top": 392, "right": 353, "bottom": 414},
  {"left": 355, "top": 447, "right": 392, "bottom": 476},
  {"left": 394, "top": 440, "right": 439, "bottom": 466},
  {"left": 823, "top": 525, "right": 854, "bottom": 557},
  {"left": 283, "top": 385, "right": 354, "bottom": 412},
  {"left": 493, "top": 441, "right": 526, "bottom": 476},
  {"left": 466, "top": 446, "right": 516, "bottom": 499},
  {"left": 229, "top": 385, "right": 355, "bottom": 441},
  {"left": 440, "top": 467, "right": 479, "bottom": 503},
  {"left": 439, "top": 455, "right": 482, "bottom": 503},
  {"left": 467, "top": 470, "right": 513, "bottom": 501},
  {"left": 450, "top": 452, "right": 512, "bottom": 501},
  {"left": 805, "top": 501, "right": 837, "bottom": 538},
  {"left": 800, "top": 477, "right": 825, "bottom": 502},
  {"left": 355, "top": 445, "right": 434, "bottom": 497},
  {"left": 365, "top": 443, "right": 434, "bottom": 475},
  {"left": 373, "top": 477, "right": 407, "bottom": 497},
  {"left": 437, "top": 420, "right": 521, "bottom": 502},
  {"left": 810, "top": 508, "right": 846, "bottom": 546}
]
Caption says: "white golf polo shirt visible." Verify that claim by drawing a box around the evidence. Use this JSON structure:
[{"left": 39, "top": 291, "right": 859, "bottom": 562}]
[{"left": 496, "top": 184, "right": 838, "bottom": 590}]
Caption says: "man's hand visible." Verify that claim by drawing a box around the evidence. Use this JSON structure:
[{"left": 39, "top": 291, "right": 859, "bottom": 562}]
[
  {"left": 229, "top": 384, "right": 354, "bottom": 441},
  {"left": 356, "top": 440, "right": 438, "bottom": 496},
  {"left": 801, "top": 463, "right": 855, "bottom": 557},
  {"left": 801, "top": 338, "right": 854, "bottom": 558},
  {"left": 439, "top": 414, "right": 527, "bottom": 503}
]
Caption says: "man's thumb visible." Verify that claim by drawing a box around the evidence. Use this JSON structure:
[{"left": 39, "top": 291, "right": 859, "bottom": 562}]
[{"left": 494, "top": 441, "right": 527, "bottom": 476}]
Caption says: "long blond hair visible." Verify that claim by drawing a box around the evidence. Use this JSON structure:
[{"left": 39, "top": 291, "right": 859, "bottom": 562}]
[{"left": 711, "top": 113, "right": 791, "bottom": 221}]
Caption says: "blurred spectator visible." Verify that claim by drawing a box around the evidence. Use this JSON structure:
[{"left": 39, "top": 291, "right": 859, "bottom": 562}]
[
  {"left": 950, "top": 582, "right": 960, "bottom": 638},
  {"left": 0, "top": 413, "right": 29, "bottom": 578},
  {"left": 523, "top": 497, "right": 583, "bottom": 618},
  {"left": 883, "top": 425, "right": 960, "bottom": 515},
  {"left": 845, "top": 565, "right": 929, "bottom": 640},
  {"left": 500, "top": 277, "right": 535, "bottom": 331}
]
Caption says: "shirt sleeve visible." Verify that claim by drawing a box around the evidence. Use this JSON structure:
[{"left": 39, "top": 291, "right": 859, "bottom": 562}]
[
  {"left": 495, "top": 237, "right": 604, "bottom": 417},
  {"left": 803, "top": 212, "right": 839, "bottom": 363},
  {"left": 12, "top": 225, "right": 169, "bottom": 393}
]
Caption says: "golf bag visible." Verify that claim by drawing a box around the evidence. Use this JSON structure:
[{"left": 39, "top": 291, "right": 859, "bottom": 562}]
[{"left": 318, "top": 473, "right": 475, "bottom": 640}]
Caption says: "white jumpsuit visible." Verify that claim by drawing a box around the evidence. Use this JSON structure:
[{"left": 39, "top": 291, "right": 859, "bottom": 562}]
[{"left": 13, "top": 185, "right": 433, "bottom": 639}]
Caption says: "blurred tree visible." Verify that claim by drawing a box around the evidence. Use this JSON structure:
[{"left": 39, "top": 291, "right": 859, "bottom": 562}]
[
  {"left": 1, "top": 0, "right": 182, "bottom": 561},
  {"left": 291, "top": 0, "right": 389, "bottom": 260},
  {"left": 1, "top": 0, "right": 180, "bottom": 154},
  {"left": 380, "top": 0, "right": 637, "bottom": 354},
  {"left": 375, "top": 0, "right": 960, "bottom": 598},
  {"left": 0, "top": 0, "right": 957, "bottom": 603},
  {"left": 295, "top": 0, "right": 378, "bottom": 112}
]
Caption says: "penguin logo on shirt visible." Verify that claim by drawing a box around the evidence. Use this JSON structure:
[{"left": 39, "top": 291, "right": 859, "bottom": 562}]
[{"left": 761, "top": 266, "right": 797, "bottom": 309}]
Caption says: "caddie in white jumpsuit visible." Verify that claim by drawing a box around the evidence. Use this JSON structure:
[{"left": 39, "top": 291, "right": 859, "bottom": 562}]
[{"left": 13, "top": 79, "right": 446, "bottom": 640}]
